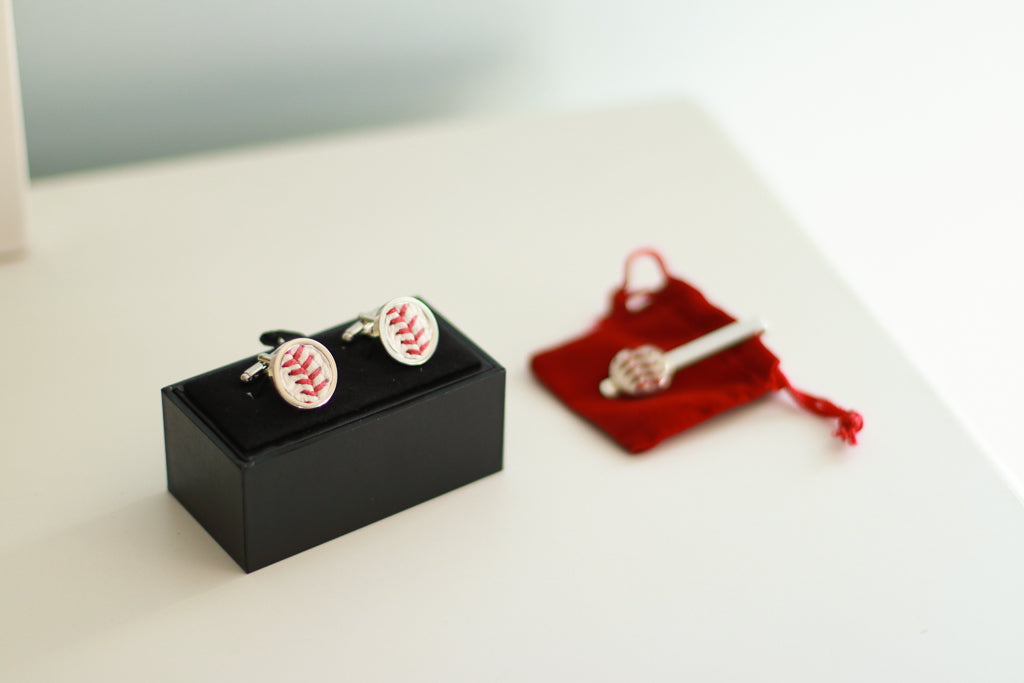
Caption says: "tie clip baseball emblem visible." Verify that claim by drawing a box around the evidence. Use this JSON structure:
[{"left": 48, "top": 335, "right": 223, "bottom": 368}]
[
  {"left": 240, "top": 333, "right": 338, "bottom": 409},
  {"left": 599, "top": 317, "right": 767, "bottom": 398},
  {"left": 341, "top": 296, "right": 439, "bottom": 365}
]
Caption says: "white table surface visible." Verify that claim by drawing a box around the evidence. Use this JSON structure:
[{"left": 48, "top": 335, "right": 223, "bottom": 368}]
[{"left": 2, "top": 100, "right": 1023, "bottom": 681}]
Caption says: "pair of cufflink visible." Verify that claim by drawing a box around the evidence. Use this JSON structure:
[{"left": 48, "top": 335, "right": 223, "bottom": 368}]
[{"left": 239, "top": 296, "right": 438, "bottom": 410}]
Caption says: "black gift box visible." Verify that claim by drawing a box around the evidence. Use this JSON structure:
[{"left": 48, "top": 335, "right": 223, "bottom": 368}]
[{"left": 162, "top": 307, "right": 505, "bottom": 572}]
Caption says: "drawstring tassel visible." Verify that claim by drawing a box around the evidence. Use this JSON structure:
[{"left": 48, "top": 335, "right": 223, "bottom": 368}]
[{"left": 776, "top": 371, "right": 864, "bottom": 445}]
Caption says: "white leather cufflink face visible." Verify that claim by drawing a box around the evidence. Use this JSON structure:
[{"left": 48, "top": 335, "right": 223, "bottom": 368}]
[
  {"left": 240, "top": 337, "right": 338, "bottom": 409},
  {"left": 341, "top": 296, "right": 439, "bottom": 366}
]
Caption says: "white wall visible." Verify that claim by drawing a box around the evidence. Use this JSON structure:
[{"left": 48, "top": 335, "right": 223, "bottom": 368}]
[
  {"left": 13, "top": 0, "right": 1024, "bottom": 486},
  {"left": 13, "top": 0, "right": 541, "bottom": 176},
  {"left": 0, "top": 0, "right": 26, "bottom": 253}
]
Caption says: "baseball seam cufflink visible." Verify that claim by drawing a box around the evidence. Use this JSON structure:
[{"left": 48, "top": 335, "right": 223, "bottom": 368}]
[
  {"left": 600, "top": 317, "right": 766, "bottom": 398},
  {"left": 240, "top": 333, "right": 338, "bottom": 409},
  {"left": 341, "top": 296, "right": 439, "bottom": 366}
]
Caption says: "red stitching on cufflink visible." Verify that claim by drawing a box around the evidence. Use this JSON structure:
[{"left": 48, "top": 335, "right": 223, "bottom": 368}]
[
  {"left": 621, "top": 350, "right": 664, "bottom": 393},
  {"left": 282, "top": 344, "right": 329, "bottom": 400},
  {"left": 386, "top": 304, "right": 431, "bottom": 356}
]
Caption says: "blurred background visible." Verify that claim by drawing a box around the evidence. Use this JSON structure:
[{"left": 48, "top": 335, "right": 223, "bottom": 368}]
[{"left": 11, "top": 0, "right": 1024, "bottom": 485}]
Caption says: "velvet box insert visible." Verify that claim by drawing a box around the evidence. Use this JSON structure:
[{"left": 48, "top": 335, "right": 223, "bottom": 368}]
[{"left": 162, "top": 307, "right": 505, "bottom": 572}]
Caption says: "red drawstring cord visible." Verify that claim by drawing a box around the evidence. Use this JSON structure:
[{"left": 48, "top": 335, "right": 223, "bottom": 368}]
[
  {"left": 614, "top": 248, "right": 671, "bottom": 309},
  {"left": 775, "top": 371, "right": 864, "bottom": 445},
  {"left": 622, "top": 248, "right": 670, "bottom": 290}
]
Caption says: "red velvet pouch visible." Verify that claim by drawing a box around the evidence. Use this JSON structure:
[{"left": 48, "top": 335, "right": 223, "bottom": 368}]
[{"left": 530, "top": 249, "right": 863, "bottom": 453}]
